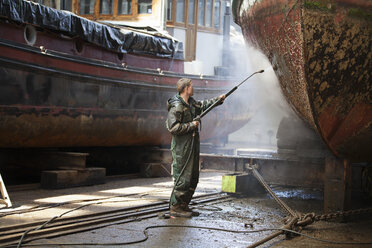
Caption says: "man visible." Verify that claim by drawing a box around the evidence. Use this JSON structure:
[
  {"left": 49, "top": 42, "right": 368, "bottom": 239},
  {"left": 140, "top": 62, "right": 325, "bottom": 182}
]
[{"left": 166, "top": 78, "right": 225, "bottom": 217}]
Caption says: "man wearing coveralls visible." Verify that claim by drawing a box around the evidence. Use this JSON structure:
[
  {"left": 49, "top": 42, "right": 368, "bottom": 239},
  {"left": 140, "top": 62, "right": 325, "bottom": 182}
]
[{"left": 166, "top": 78, "right": 225, "bottom": 217}]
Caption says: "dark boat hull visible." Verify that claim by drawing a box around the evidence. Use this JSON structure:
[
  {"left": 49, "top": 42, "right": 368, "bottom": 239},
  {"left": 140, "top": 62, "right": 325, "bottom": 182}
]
[
  {"left": 234, "top": 0, "right": 372, "bottom": 161},
  {"left": 0, "top": 22, "right": 248, "bottom": 148}
]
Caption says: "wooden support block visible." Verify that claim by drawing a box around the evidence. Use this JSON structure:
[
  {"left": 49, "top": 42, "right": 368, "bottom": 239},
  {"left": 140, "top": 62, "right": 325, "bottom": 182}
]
[
  {"left": 0, "top": 174, "right": 12, "bottom": 208},
  {"left": 0, "top": 151, "right": 88, "bottom": 172},
  {"left": 41, "top": 167, "right": 106, "bottom": 189},
  {"left": 324, "top": 157, "right": 351, "bottom": 213},
  {"left": 140, "top": 163, "right": 171, "bottom": 178},
  {"left": 200, "top": 155, "right": 243, "bottom": 171},
  {"left": 44, "top": 152, "right": 88, "bottom": 170},
  {"left": 222, "top": 173, "right": 265, "bottom": 195}
]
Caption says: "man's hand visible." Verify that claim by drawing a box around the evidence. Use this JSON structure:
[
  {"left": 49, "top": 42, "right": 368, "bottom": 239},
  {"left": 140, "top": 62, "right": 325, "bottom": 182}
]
[
  {"left": 192, "top": 121, "right": 200, "bottom": 128},
  {"left": 219, "top": 94, "right": 226, "bottom": 103}
]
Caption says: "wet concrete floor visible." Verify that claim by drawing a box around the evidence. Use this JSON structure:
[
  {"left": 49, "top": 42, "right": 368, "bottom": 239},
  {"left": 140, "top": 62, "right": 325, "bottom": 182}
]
[{"left": 1, "top": 170, "right": 372, "bottom": 247}]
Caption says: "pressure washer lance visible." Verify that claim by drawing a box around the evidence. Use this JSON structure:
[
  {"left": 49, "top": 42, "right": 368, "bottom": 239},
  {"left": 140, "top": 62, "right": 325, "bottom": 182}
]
[
  {"left": 159, "top": 69, "right": 265, "bottom": 219},
  {"left": 193, "top": 69, "right": 265, "bottom": 123}
]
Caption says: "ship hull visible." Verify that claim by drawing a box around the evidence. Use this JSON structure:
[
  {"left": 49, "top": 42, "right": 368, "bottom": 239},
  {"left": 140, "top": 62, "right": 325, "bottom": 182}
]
[
  {"left": 0, "top": 22, "right": 248, "bottom": 148},
  {"left": 235, "top": 0, "right": 372, "bottom": 161}
]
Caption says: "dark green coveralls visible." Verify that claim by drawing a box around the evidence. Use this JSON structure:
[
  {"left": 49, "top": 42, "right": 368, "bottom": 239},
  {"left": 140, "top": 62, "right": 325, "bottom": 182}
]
[{"left": 166, "top": 93, "right": 220, "bottom": 207}]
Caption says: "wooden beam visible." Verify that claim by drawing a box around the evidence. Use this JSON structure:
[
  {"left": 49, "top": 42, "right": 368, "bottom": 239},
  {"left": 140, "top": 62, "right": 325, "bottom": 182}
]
[{"left": 324, "top": 156, "right": 351, "bottom": 213}]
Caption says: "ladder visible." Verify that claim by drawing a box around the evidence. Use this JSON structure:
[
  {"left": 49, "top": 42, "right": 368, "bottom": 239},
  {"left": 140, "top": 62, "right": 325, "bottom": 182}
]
[{"left": 0, "top": 173, "right": 12, "bottom": 208}]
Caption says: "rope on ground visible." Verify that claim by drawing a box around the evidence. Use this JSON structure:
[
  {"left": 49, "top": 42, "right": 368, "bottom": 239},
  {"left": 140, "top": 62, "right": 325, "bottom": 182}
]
[
  {"left": 2, "top": 224, "right": 372, "bottom": 247},
  {"left": 249, "top": 165, "right": 298, "bottom": 217},
  {"left": 246, "top": 164, "right": 372, "bottom": 247},
  {"left": 279, "top": 228, "right": 372, "bottom": 245}
]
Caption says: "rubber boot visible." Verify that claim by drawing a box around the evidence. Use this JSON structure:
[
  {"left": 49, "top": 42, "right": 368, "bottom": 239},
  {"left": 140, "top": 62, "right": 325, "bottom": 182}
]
[
  {"left": 170, "top": 205, "right": 192, "bottom": 218},
  {"left": 181, "top": 203, "right": 200, "bottom": 216}
]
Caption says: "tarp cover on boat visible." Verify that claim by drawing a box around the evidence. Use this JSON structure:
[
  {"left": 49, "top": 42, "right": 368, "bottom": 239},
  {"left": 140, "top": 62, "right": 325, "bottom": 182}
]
[{"left": 0, "top": 0, "right": 183, "bottom": 59}]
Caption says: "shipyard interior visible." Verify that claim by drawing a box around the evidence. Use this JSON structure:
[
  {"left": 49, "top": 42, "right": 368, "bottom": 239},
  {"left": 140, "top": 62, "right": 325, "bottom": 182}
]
[{"left": 0, "top": 0, "right": 371, "bottom": 247}]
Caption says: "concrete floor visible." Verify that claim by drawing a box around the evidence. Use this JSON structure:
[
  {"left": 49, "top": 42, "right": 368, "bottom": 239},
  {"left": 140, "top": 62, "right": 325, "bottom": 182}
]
[{"left": 1, "top": 170, "right": 372, "bottom": 247}]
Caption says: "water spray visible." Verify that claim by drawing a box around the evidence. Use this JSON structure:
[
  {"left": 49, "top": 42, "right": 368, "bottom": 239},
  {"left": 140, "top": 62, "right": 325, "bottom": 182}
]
[
  {"left": 263, "top": 65, "right": 278, "bottom": 72},
  {"left": 194, "top": 69, "right": 265, "bottom": 121}
]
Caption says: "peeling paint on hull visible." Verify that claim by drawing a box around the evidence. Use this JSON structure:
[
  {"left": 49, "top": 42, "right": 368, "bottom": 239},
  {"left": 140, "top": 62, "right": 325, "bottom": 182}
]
[
  {"left": 235, "top": 0, "right": 372, "bottom": 161},
  {"left": 0, "top": 22, "right": 249, "bottom": 148}
]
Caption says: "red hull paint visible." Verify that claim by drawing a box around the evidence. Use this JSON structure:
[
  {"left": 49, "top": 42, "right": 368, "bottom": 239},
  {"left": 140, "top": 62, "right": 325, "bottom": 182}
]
[
  {"left": 0, "top": 22, "right": 249, "bottom": 148},
  {"left": 235, "top": 0, "right": 372, "bottom": 161}
]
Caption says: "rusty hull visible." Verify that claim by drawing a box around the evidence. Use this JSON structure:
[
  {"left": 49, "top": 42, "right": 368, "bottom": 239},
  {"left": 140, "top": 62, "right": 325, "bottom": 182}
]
[
  {"left": 0, "top": 21, "right": 250, "bottom": 148},
  {"left": 0, "top": 52, "right": 246, "bottom": 148},
  {"left": 235, "top": 0, "right": 372, "bottom": 161}
]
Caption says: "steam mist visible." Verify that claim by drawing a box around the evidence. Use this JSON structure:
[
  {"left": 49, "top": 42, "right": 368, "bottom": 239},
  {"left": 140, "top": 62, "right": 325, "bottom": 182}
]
[
  {"left": 202, "top": 25, "right": 328, "bottom": 156},
  {"left": 225, "top": 26, "right": 290, "bottom": 151}
]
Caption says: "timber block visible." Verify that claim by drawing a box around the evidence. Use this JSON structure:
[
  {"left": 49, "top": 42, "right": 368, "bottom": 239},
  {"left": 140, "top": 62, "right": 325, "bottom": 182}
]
[
  {"left": 324, "top": 157, "right": 351, "bottom": 213},
  {"left": 140, "top": 163, "right": 171, "bottom": 178},
  {"left": 222, "top": 173, "right": 265, "bottom": 195},
  {"left": 41, "top": 167, "right": 106, "bottom": 189},
  {"left": 42, "top": 152, "right": 88, "bottom": 170}
]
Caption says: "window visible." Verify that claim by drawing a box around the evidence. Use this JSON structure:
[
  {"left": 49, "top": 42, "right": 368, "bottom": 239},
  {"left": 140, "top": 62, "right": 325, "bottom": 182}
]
[
  {"left": 118, "top": 0, "right": 132, "bottom": 15},
  {"left": 188, "top": 0, "right": 195, "bottom": 24},
  {"left": 33, "top": 0, "right": 71, "bottom": 10},
  {"left": 38, "top": 0, "right": 57, "bottom": 8},
  {"left": 176, "top": 0, "right": 185, "bottom": 23},
  {"left": 61, "top": 0, "right": 72, "bottom": 11},
  {"left": 167, "top": 0, "right": 172, "bottom": 20},
  {"left": 198, "top": 0, "right": 205, "bottom": 26},
  {"left": 74, "top": 0, "right": 153, "bottom": 18},
  {"left": 168, "top": 0, "right": 221, "bottom": 31},
  {"left": 206, "top": 0, "right": 212, "bottom": 27},
  {"left": 80, "top": 0, "right": 96, "bottom": 15},
  {"left": 166, "top": 0, "right": 222, "bottom": 62},
  {"left": 138, "top": 0, "right": 152, "bottom": 14},
  {"left": 100, "top": 0, "right": 113, "bottom": 14},
  {"left": 214, "top": 0, "right": 220, "bottom": 29}
]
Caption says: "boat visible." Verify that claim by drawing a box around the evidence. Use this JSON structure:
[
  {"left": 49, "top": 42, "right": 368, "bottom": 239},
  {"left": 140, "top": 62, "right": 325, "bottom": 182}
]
[
  {"left": 233, "top": 0, "right": 372, "bottom": 161},
  {"left": 0, "top": 0, "right": 250, "bottom": 148}
]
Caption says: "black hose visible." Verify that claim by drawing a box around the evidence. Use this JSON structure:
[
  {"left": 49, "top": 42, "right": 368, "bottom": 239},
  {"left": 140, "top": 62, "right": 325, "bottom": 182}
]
[{"left": 4, "top": 225, "right": 372, "bottom": 247}]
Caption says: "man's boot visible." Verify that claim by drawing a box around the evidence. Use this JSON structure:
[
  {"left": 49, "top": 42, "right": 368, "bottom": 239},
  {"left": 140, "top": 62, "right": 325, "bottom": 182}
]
[
  {"left": 170, "top": 204, "right": 192, "bottom": 218},
  {"left": 181, "top": 203, "right": 200, "bottom": 216}
]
